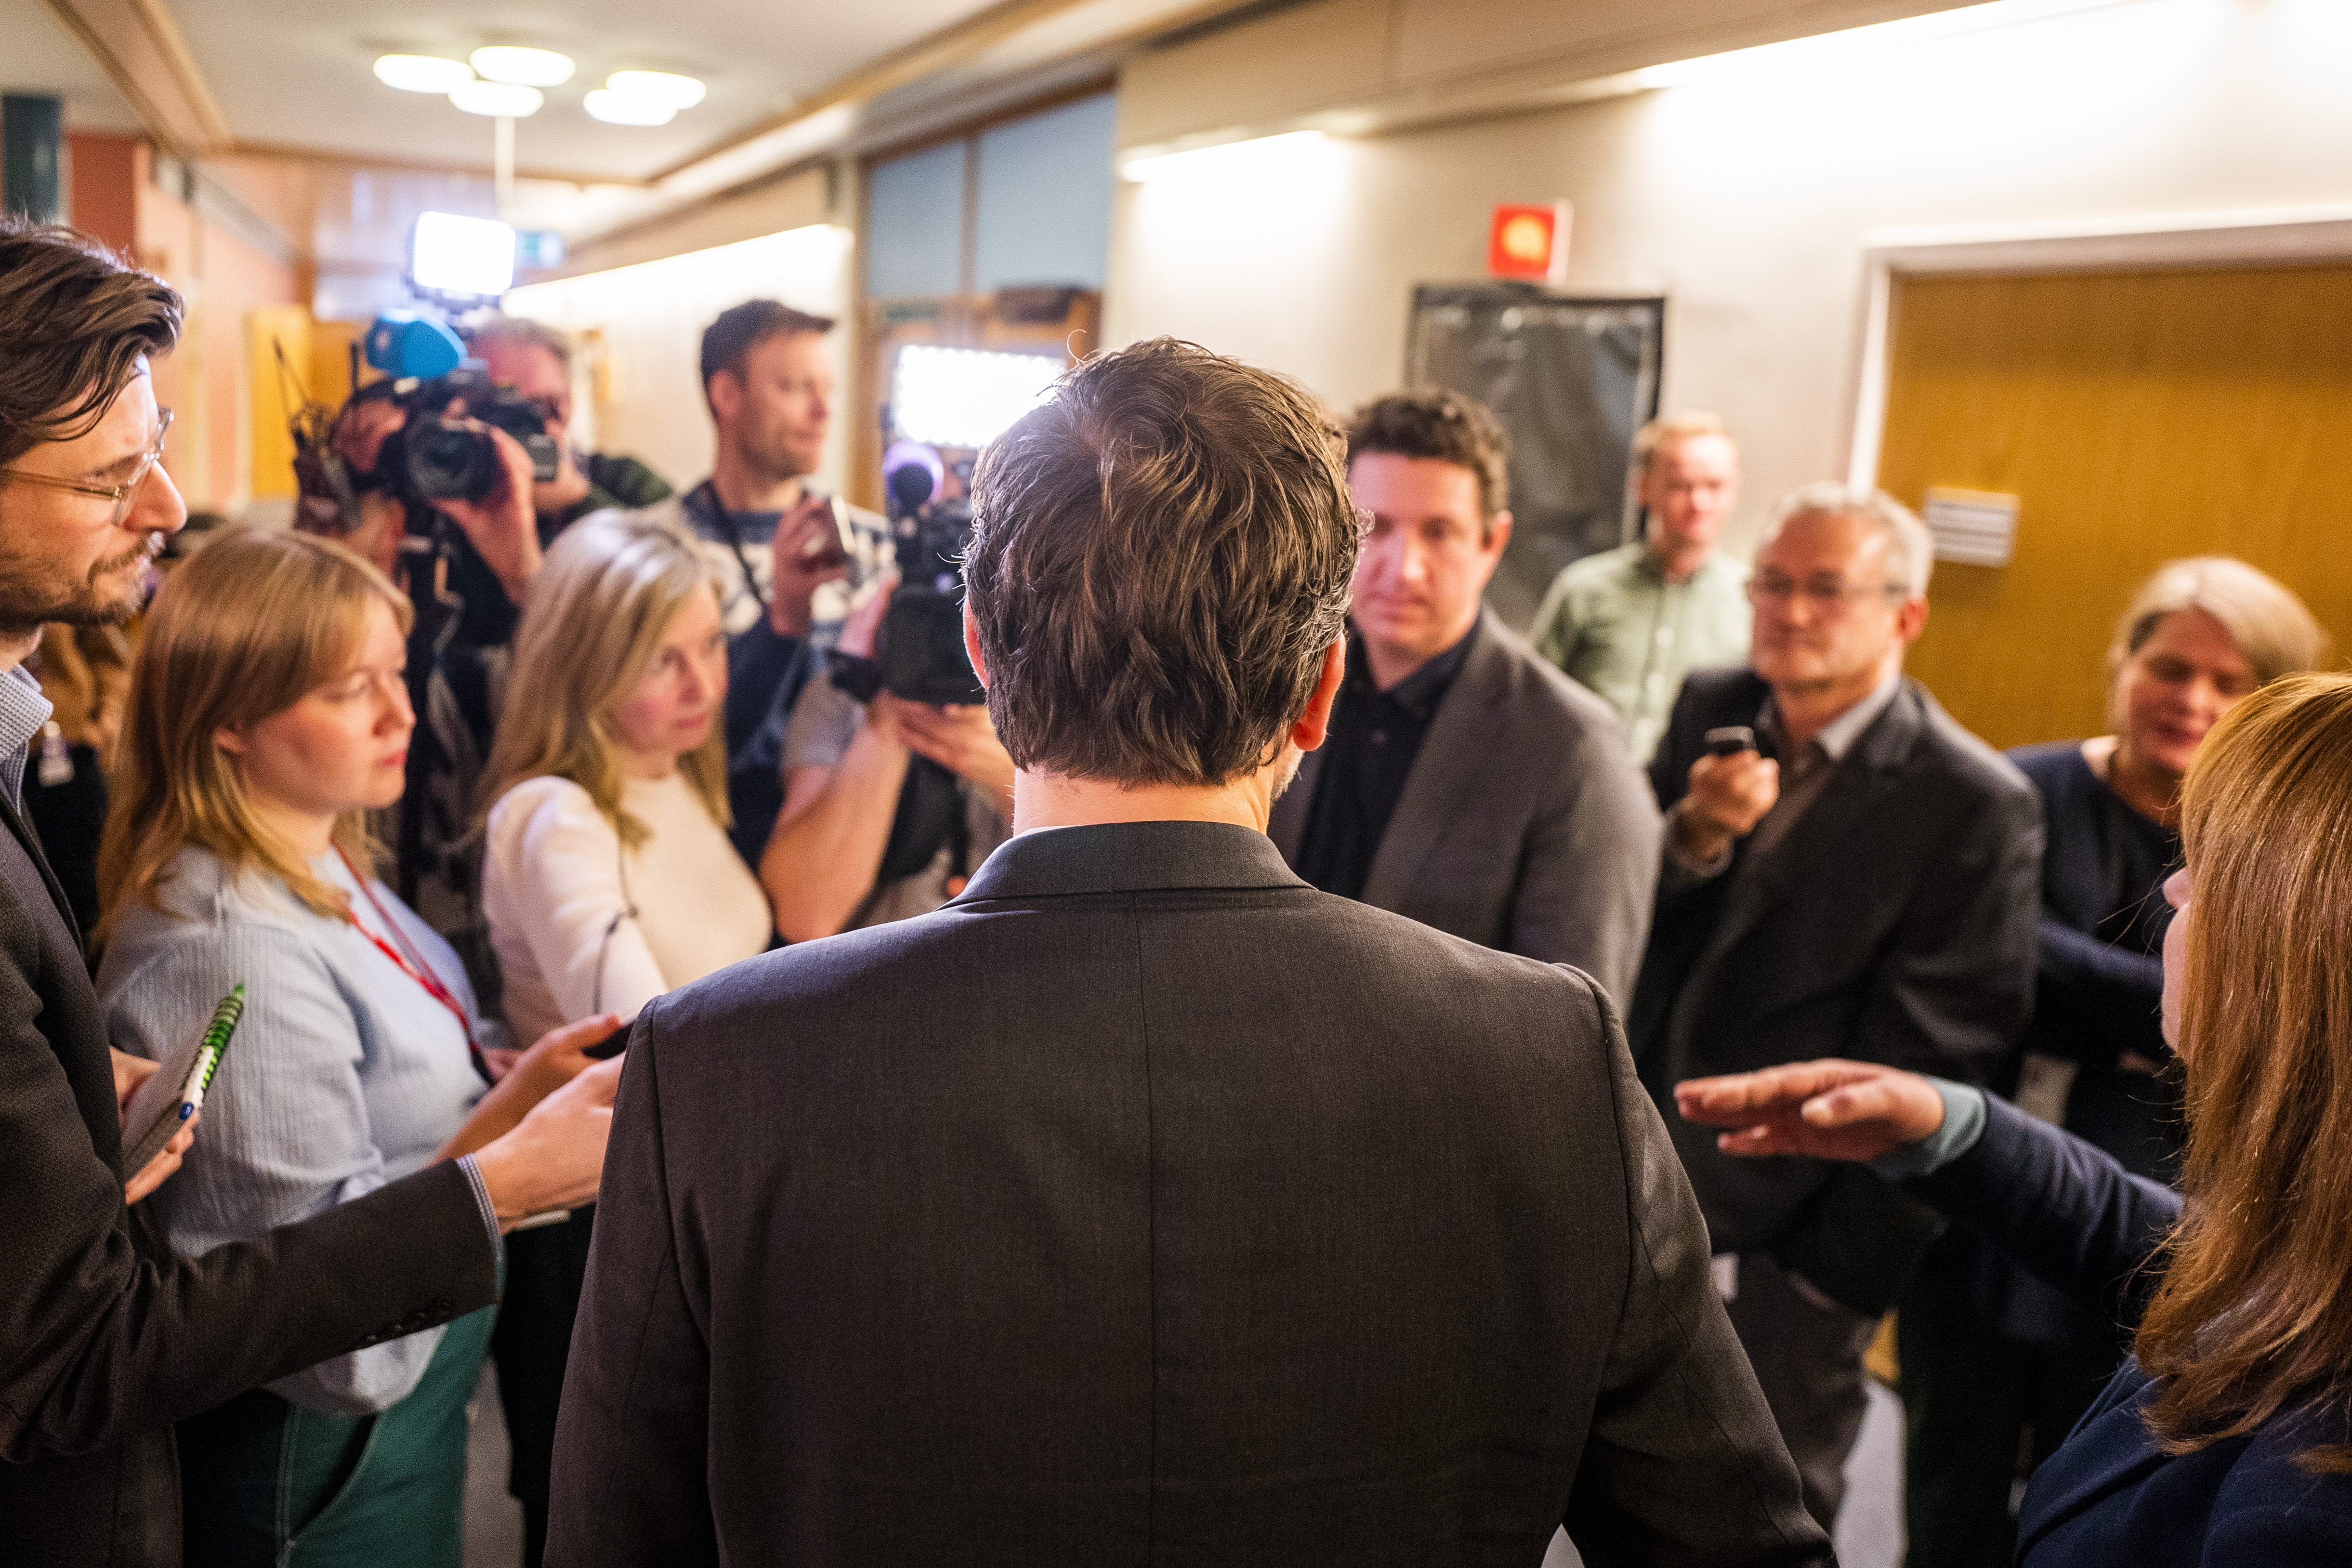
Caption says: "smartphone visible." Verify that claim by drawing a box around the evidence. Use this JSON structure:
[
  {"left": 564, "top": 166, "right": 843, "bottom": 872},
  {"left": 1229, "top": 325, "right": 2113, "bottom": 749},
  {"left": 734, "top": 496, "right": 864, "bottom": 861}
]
[{"left": 1704, "top": 725, "right": 1759, "bottom": 758}]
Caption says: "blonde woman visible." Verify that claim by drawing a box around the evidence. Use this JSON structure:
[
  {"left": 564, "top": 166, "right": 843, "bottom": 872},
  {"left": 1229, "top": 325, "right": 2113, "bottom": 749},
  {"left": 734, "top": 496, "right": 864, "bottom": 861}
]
[
  {"left": 93, "top": 527, "right": 614, "bottom": 1568},
  {"left": 475, "top": 510, "right": 772, "bottom": 1565}
]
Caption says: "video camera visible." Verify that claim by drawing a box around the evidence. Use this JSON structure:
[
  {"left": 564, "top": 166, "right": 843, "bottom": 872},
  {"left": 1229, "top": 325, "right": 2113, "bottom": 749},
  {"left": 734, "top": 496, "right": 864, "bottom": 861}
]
[
  {"left": 363, "top": 313, "right": 560, "bottom": 507},
  {"left": 831, "top": 443, "right": 985, "bottom": 707}
]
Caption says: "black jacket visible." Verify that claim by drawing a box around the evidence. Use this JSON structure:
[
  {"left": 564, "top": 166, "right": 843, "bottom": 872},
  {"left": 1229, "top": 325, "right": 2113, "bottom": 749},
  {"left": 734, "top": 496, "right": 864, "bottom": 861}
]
[
  {"left": 1631, "top": 668, "right": 2043, "bottom": 1311},
  {"left": 548, "top": 821, "right": 1828, "bottom": 1568},
  {"left": 0, "top": 795, "right": 498, "bottom": 1568}
]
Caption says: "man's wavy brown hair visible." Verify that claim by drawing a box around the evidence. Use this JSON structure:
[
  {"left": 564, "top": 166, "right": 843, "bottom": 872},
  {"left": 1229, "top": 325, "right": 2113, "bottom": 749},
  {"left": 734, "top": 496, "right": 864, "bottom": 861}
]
[
  {"left": 0, "top": 220, "right": 182, "bottom": 466},
  {"left": 964, "top": 338, "right": 1358, "bottom": 788},
  {"left": 2138, "top": 671, "right": 2352, "bottom": 1472}
]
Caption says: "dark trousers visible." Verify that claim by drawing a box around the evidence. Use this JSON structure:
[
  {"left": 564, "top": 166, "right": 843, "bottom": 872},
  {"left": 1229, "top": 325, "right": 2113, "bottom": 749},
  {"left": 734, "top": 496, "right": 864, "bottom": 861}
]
[
  {"left": 1723, "top": 1252, "right": 1879, "bottom": 1532},
  {"left": 491, "top": 1207, "right": 595, "bottom": 1568},
  {"left": 1897, "top": 1238, "right": 2122, "bottom": 1568}
]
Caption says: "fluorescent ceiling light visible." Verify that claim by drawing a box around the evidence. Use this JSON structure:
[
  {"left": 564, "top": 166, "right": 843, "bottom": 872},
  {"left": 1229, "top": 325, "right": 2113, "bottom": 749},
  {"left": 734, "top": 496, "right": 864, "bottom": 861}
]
[
  {"left": 450, "top": 80, "right": 543, "bottom": 118},
  {"left": 606, "top": 70, "right": 706, "bottom": 109},
  {"left": 411, "top": 211, "right": 517, "bottom": 297},
  {"left": 891, "top": 345, "right": 1062, "bottom": 449},
  {"left": 374, "top": 54, "right": 473, "bottom": 93},
  {"left": 470, "top": 46, "right": 575, "bottom": 87},
  {"left": 1119, "top": 130, "right": 1329, "bottom": 183},
  {"left": 584, "top": 90, "right": 676, "bottom": 126}
]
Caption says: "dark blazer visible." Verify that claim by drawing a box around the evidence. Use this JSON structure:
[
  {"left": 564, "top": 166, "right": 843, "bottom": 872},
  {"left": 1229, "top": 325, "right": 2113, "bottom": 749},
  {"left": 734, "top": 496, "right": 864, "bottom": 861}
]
[
  {"left": 1269, "top": 609, "right": 1662, "bottom": 1005},
  {"left": 1631, "top": 668, "right": 2042, "bottom": 1312},
  {"left": 0, "top": 794, "right": 499, "bottom": 1568},
  {"left": 548, "top": 821, "right": 1828, "bottom": 1568},
  {"left": 1903, "top": 1095, "right": 2352, "bottom": 1567}
]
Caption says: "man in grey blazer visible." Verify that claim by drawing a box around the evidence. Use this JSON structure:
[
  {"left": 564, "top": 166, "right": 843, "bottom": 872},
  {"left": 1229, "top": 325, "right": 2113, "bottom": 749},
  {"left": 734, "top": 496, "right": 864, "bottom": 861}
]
[
  {"left": 548, "top": 340, "right": 1826, "bottom": 1567},
  {"left": 1633, "top": 483, "right": 2043, "bottom": 1530},
  {"left": 1270, "top": 390, "right": 1660, "bottom": 1004}
]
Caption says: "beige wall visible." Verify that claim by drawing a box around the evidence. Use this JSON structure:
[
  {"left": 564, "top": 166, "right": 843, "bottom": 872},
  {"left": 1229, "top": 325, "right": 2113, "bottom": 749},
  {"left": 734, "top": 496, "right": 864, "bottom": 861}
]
[{"left": 1105, "top": 0, "right": 2352, "bottom": 563}]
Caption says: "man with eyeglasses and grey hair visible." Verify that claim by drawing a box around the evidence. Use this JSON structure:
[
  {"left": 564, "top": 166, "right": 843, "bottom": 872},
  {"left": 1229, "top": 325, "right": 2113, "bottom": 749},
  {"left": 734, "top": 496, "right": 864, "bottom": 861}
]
[{"left": 1628, "top": 480, "right": 2043, "bottom": 1535}]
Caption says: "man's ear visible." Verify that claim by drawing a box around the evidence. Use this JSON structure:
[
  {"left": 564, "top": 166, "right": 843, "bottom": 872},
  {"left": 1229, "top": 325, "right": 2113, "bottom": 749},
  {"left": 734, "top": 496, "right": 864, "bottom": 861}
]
[
  {"left": 962, "top": 600, "right": 990, "bottom": 689},
  {"left": 1477, "top": 514, "right": 1514, "bottom": 588},
  {"left": 1288, "top": 639, "right": 1348, "bottom": 754},
  {"left": 1896, "top": 593, "right": 1930, "bottom": 646},
  {"left": 706, "top": 368, "right": 741, "bottom": 424},
  {"left": 213, "top": 725, "right": 248, "bottom": 758}
]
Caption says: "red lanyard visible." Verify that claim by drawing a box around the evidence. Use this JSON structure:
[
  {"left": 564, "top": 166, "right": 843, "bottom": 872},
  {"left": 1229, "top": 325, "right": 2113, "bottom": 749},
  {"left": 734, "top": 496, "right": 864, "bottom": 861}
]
[{"left": 336, "top": 848, "right": 494, "bottom": 1085}]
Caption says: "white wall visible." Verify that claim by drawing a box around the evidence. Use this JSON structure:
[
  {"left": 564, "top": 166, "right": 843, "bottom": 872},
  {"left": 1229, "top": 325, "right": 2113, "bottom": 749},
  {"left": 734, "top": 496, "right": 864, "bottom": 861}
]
[
  {"left": 1105, "top": 0, "right": 2352, "bottom": 558},
  {"left": 503, "top": 223, "right": 857, "bottom": 496}
]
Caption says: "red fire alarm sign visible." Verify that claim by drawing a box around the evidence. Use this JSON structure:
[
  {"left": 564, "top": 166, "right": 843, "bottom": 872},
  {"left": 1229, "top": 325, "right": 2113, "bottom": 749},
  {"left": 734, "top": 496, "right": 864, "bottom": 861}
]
[{"left": 1488, "top": 202, "right": 1571, "bottom": 282}]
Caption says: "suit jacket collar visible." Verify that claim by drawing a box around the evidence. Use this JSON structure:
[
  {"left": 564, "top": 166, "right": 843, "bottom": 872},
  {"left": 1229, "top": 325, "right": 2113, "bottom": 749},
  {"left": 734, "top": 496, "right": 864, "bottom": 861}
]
[
  {"left": 1360, "top": 605, "right": 1517, "bottom": 912},
  {"left": 0, "top": 785, "right": 80, "bottom": 946},
  {"left": 1703, "top": 676, "right": 1930, "bottom": 959},
  {"left": 954, "top": 819, "right": 1307, "bottom": 904}
]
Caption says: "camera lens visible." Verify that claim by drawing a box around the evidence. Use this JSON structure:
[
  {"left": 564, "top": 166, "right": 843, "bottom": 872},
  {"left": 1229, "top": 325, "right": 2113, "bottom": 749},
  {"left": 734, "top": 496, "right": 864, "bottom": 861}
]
[{"left": 405, "top": 420, "right": 500, "bottom": 502}]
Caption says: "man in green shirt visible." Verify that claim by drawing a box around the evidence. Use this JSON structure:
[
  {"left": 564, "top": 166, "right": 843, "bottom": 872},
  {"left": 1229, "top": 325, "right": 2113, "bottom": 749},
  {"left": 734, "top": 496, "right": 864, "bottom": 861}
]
[{"left": 1530, "top": 413, "right": 1749, "bottom": 762}]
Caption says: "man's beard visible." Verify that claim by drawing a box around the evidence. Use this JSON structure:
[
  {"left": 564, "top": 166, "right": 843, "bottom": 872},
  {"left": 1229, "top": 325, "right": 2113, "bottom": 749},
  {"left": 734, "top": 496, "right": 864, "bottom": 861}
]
[{"left": 0, "top": 536, "right": 160, "bottom": 638}]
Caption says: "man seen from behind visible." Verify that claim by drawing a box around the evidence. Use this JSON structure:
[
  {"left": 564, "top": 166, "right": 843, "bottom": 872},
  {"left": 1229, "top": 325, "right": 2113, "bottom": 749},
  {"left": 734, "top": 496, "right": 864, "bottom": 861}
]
[{"left": 548, "top": 338, "right": 1828, "bottom": 1568}]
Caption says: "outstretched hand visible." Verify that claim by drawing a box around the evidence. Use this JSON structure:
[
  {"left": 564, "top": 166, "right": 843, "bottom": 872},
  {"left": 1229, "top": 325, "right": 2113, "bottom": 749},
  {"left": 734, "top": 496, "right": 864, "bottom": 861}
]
[{"left": 1673, "top": 1059, "right": 1947, "bottom": 1163}]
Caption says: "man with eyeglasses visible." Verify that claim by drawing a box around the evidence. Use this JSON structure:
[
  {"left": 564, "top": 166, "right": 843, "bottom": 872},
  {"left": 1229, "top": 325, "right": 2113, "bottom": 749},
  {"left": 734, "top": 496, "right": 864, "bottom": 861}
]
[
  {"left": 1627, "top": 481, "right": 2043, "bottom": 1534},
  {"left": 0, "top": 219, "right": 619, "bottom": 1568}
]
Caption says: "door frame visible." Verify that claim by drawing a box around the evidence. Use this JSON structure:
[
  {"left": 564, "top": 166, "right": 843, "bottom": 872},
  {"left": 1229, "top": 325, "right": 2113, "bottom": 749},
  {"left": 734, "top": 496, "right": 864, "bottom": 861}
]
[{"left": 1842, "top": 204, "right": 2352, "bottom": 488}]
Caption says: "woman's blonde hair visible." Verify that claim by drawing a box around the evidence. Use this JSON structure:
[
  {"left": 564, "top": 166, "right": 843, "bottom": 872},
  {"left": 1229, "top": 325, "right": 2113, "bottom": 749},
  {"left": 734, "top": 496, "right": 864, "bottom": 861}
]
[
  {"left": 476, "top": 512, "right": 729, "bottom": 845},
  {"left": 96, "top": 527, "right": 411, "bottom": 941},
  {"left": 2106, "top": 556, "right": 2329, "bottom": 700},
  {"left": 2138, "top": 672, "right": 2352, "bottom": 1472}
]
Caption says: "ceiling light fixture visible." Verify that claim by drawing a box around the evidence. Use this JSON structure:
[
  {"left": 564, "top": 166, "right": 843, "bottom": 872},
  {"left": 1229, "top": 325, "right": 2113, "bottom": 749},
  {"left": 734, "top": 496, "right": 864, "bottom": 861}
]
[
  {"left": 604, "top": 70, "right": 706, "bottom": 109},
  {"left": 470, "top": 46, "right": 575, "bottom": 87},
  {"left": 449, "top": 80, "right": 544, "bottom": 118},
  {"left": 583, "top": 90, "right": 677, "bottom": 127},
  {"left": 373, "top": 54, "right": 473, "bottom": 93}
]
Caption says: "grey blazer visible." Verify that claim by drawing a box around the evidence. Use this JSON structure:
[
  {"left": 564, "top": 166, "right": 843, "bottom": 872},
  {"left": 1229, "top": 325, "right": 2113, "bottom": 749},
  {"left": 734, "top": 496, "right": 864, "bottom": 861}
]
[
  {"left": 1269, "top": 608, "right": 1662, "bottom": 1005},
  {"left": 548, "top": 821, "right": 1828, "bottom": 1568}
]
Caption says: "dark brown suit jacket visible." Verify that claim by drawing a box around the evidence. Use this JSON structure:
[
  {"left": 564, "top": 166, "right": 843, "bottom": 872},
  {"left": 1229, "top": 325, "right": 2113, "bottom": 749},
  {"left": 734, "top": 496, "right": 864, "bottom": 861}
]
[
  {"left": 549, "top": 821, "right": 1826, "bottom": 1568},
  {"left": 1269, "top": 610, "right": 1661, "bottom": 1005},
  {"left": 0, "top": 793, "right": 498, "bottom": 1568}
]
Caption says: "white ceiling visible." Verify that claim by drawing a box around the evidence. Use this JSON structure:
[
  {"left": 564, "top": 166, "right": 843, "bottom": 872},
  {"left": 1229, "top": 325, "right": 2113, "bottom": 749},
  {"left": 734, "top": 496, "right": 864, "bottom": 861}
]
[
  {"left": 2, "top": 0, "right": 145, "bottom": 132},
  {"left": 165, "top": 0, "right": 1008, "bottom": 180}
]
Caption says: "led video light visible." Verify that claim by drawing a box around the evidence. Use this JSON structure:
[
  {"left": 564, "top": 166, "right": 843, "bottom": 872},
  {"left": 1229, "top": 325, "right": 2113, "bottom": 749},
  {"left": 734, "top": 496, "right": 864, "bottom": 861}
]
[
  {"left": 891, "top": 344, "right": 1062, "bottom": 450},
  {"left": 411, "top": 212, "right": 518, "bottom": 298}
]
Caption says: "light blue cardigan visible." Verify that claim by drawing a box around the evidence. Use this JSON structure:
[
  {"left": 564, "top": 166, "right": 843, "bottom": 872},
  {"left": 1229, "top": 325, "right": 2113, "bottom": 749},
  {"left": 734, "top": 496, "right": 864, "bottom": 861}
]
[{"left": 96, "top": 846, "right": 492, "bottom": 1414}]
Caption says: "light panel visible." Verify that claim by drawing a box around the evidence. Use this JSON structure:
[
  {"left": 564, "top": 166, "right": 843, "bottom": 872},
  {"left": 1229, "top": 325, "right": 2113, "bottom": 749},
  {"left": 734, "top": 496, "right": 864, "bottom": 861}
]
[
  {"left": 606, "top": 70, "right": 706, "bottom": 109},
  {"left": 585, "top": 90, "right": 676, "bottom": 126},
  {"left": 374, "top": 55, "right": 473, "bottom": 94},
  {"left": 449, "top": 80, "right": 543, "bottom": 118},
  {"left": 470, "top": 46, "right": 575, "bottom": 87},
  {"left": 412, "top": 211, "right": 518, "bottom": 297},
  {"left": 891, "top": 344, "right": 1062, "bottom": 450}
]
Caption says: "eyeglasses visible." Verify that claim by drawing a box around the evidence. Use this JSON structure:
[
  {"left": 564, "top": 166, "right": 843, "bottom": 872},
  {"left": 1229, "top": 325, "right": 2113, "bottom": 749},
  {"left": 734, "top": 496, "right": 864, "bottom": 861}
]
[
  {"left": 0, "top": 408, "right": 174, "bottom": 527},
  {"left": 1746, "top": 570, "right": 1906, "bottom": 612}
]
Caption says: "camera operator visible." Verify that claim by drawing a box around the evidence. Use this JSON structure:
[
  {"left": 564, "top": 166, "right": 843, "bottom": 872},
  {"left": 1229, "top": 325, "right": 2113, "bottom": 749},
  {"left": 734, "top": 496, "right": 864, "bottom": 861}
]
[
  {"left": 633, "top": 300, "right": 891, "bottom": 868},
  {"left": 759, "top": 459, "right": 1011, "bottom": 937},
  {"left": 466, "top": 315, "right": 671, "bottom": 531}
]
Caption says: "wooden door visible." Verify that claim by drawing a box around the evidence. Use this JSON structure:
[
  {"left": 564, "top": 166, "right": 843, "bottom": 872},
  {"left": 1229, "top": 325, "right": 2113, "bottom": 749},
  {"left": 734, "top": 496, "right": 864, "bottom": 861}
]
[{"left": 1876, "top": 264, "right": 2352, "bottom": 750}]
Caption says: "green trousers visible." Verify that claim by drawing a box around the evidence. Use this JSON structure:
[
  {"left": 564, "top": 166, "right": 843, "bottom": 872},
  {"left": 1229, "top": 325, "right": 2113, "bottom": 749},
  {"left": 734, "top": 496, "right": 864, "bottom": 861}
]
[{"left": 178, "top": 1304, "right": 495, "bottom": 1568}]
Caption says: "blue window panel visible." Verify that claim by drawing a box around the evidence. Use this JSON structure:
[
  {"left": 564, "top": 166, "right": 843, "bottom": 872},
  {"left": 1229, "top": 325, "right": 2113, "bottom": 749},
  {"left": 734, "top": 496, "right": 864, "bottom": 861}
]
[
  {"left": 972, "top": 92, "right": 1116, "bottom": 293},
  {"left": 867, "top": 141, "right": 966, "bottom": 300}
]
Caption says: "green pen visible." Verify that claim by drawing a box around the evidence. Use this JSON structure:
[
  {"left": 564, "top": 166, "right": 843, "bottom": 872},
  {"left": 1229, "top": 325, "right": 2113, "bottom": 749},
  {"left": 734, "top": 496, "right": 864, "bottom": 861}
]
[{"left": 182, "top": 983, "right": 245, "bottom": 1118}]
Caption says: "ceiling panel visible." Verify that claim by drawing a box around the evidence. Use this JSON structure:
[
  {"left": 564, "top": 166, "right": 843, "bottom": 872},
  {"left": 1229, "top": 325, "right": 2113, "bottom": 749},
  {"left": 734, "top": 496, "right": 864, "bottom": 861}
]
[
  {"left": 165, "top": 0, "right": 1001, "bottom": 179},
  {"left": 0, "top": 0, "right": 145, "bottom": 131}
]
